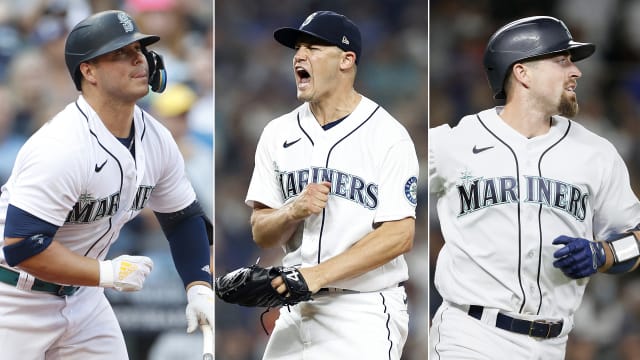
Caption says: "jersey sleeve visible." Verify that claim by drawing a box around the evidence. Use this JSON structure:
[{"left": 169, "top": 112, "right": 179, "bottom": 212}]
[
  {"left": 373, "top": 137, "right": 419, "bottom": 223},
  {"left": 146, "top": 128, "right": 196, "bottom": 213},
  {"left": 591, "top": 146, "right": 640, "bottom": 240},
  {"left": 428, "top": 124, "right": 450, "bottom": 195},
  {"left": 7, "top": 137, "right": 85, "bottom": 227},
  {"left": 245, "top": 123, "right": 283, "bottom": 209}
]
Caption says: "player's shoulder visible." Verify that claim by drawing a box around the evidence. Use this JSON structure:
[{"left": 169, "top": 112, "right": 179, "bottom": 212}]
[
  {"left": 261, "top": 103, "right": 306, "bottom": 134},
  {"left": 429, "top": 123, "right": 452, "bottom": 138},
  {"left": 14, "top": 102, "right": 90, "bottom": 174},
  {"left": 26, "top": 101, "right": 89, "bottom": 149},
  {"left": 429, "top": 111, "right": 480, "bottom": 140},
  {"left": 361, "top": 97, "right": 412, "bottom": 138},
  {"left": 558, "top": 116, "right": 619, "bottom": 151}
]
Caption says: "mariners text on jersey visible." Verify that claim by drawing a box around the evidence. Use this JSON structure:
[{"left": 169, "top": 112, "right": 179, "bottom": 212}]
[
  {"left": 457, "top": 173, "right": 589, "bottom": 220},
  {"left": 65, "top": 185, "right": 155, "bottom": 224},
  {"left": 277, "top": 166, "right": 378, "bottom": 210}
]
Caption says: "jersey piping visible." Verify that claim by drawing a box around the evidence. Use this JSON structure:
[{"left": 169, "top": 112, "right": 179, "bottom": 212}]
[
  {"left": 380, "top": 292, "right": 393, "bottom": 360},
  {"left": 296, "top": 113, "right": 314, "bottom": 146},
  {"left": 75, "top": 101, "right": 122, "bottom": 258},
  {"left": 139, "top": 108, "right": 147, "bottom": 142},
  {"left": 534, "top": 120, "right": 572, "bottom": 314},
  {"left": 476, "top": 113, "right": 574, "bottom": 315},
  {"left": 312, "top": 105, "right": 381, "bottom": 264},
  {"left": 476, "top": 114, "right": 526, "bottom": 312}
]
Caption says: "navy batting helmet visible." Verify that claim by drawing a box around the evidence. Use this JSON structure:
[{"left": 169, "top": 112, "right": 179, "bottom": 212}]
[
  {"left": 483, "top": 16, "right": 595, "bottom": 101},
  {"left": 65, "top": 10, "right": 166, "bottom": 92}
]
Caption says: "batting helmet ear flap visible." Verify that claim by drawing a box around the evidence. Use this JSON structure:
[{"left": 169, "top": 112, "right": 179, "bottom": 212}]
[{"left": 145, "top": 49, "right": 167, "bottom": 93}]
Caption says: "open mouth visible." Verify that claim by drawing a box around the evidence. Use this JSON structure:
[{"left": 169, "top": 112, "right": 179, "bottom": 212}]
[{"left": 296, "top": 66, "right": 311, "bottom": 83}]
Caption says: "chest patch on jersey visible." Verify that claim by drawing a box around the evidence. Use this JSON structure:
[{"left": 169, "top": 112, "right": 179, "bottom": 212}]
[
  {"left": 404, "top": 176, "right": 418, "bottom": 206},
  {"left": 456, "top": 170, "right": 589, "bottom": 220}
]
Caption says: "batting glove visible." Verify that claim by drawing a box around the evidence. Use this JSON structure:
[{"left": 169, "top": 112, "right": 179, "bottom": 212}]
[
  {"left": 186, "top": 284, "right": 214, "bottom": 333},
  {"left": 552, "top": 236, "right": 605, "bottom": 279},
  {"left": 99, "top": 255, "right": 154, "bottom": 291}
]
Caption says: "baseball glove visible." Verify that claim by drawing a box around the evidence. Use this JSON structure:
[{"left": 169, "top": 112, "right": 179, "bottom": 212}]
[{"left": 215, "top": 265, "right": 312, "bottom": 307}]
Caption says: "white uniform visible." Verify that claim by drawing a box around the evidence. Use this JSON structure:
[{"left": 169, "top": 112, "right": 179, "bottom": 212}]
[
  {"left": 429, "top": 107, "right": 640, "bottom": 359},
  {"left": 246, "top": 96, "right": 418, "bottom": 359},
  {"left": 0, "top": 95, "right": 196, "bottom": 360}
]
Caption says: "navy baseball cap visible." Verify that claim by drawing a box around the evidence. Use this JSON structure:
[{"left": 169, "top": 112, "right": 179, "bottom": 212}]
[{"left": 274, "top": 11, "right": 362, "bottom": 64}]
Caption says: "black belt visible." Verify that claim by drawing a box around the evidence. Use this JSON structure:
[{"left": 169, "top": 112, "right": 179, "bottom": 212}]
[
  {"left": 0, "top": 266, "right": 79, "bottom": 296},
  {"left": 468, "top": 305, "right": 563, "bottom": 339},
  {"left": 318, "top": 282, "right": 405, "bottom": 294}
]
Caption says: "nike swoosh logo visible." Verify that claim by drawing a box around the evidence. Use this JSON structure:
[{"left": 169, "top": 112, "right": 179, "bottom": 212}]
[
  {"left": 283, "top": 138, "right": 301, "bottom": 148},
  {"left": 472, "top": 145, "right": 494, "bottom": 154},
  {"left": 95, "top": 160, "right": 107, "bottom": 172}
]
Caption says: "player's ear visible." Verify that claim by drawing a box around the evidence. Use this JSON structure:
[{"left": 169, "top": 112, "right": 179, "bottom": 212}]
[
  {"left": 79, "top": 62, "right": 98, "bottom": 87},
  {"left": 340, "top": 51, "right": 356, "bottom": 71},
  {"left": 511, "top": 63, "right": 531, "bottom": 90}
]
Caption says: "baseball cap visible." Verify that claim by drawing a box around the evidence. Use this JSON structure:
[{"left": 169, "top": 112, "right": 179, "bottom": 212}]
[{"left": 274, "top": 11, "right": 361, "bottom": 64}]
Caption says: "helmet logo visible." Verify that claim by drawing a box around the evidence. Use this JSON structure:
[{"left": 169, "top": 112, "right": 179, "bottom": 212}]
[{"left": 117, "top": 12, "right": 134, "bottom": 33}]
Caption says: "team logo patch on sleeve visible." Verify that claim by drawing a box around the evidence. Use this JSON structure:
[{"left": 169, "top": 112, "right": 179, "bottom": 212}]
[{"left": 404, "top": 176, "right": 418, "bottom": 206}]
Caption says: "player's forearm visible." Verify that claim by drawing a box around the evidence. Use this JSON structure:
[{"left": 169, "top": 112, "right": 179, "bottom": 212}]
[
  {"left": 5, "top": 238, "right": 100, "bottom": 286},
  {"left": 303, "top": 217, "right": 415, "bottom": 292},
  {"left": 597, "top": 231, "right": 640, "bottom": 274},
  {"left": 250, "top": 205, "right": 303, "bottom": 248}
]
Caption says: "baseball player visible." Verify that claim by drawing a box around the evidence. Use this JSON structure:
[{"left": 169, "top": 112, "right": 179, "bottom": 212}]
[
  {"left": 0, "top": 10, "right": 213, "bottom": 359},
  {"left": 429, "top": 16, "right": 640, "bottom": 359},
  {"left": 245, "top": 10, "right": 419, "bottom": 360}
]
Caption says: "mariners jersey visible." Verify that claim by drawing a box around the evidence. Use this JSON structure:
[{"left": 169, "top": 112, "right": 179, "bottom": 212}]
[
  {"left": 430, "top": 107, "right": 640, "bottom": 323},
  {"left": 0, "top": 95, "right": 196, "bottom": 261},
  {"left": 246, "top": 96, "right": 419, "bottom": 292}
]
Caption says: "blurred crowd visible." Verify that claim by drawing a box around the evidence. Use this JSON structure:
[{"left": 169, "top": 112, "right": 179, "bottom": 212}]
[
  {"left": 430, "top": 0, "right": 640, "bottom": 359},
  {"left": 215, "top": 1, "right": 427, "bottom": 359},
  {"left": 0, "top": 0, "right": 212, "bottom": 359}
]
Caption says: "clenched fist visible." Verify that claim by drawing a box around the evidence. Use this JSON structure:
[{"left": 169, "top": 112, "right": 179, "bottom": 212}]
[
  {"left": 289, "top": 181, "right": 331, "bottom": 219},
  {"left": 99, "top": 255, "right": 154, "bottom": 291}
]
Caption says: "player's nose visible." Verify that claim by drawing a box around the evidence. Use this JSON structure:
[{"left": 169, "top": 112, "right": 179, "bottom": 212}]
[
  {"left": 294, "top": 47, "right": 309, "bottom": 62},
  {"left": 569, "top": 62, "right": 582, "bottom": 78}
]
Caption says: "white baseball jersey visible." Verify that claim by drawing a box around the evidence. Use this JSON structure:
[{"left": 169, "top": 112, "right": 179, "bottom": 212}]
[
  {"left": 0, "top": 95, "right": 197, "bottom": 359},
  {"left": 0, "top": 95, "right": 196, "bottom": 260},
  {"left": 246, "top": 95, "right": 419, "bottom": 292},
  {"left": 429, "top": 107, "right": 640, "bottom": 325}
]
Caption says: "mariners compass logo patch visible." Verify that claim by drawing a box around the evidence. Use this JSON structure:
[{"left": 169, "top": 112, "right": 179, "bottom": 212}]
[{"left": 404, "top": 176, "right": 418, "bottom": 206}]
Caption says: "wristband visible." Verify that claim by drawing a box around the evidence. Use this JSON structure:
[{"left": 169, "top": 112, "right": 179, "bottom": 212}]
[
  {"left": 99, "top": 260, "right": 114, "bottom": 288},
  {"left": 608, "top": 234, "right": 640, "bottom": 262}
]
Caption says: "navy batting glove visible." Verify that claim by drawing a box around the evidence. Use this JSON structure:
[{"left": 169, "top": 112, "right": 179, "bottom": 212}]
[{"left": 552, "top": 235, "right": 606, "bottom": 279}]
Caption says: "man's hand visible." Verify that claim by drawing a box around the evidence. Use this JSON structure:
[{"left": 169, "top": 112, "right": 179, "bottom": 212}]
[
  {"left": 99, "top": 255, "right": 153, "bottom": 291},
  {"left": 186, "top": 284, "right": 214, "bottom": 333},
  {"left": 288, "top": 181, "right": 331, "bottom": 219},
  {"left": 552, "top": 236, "right": 605, "bottom": 279},
  {"left": 271, "top": 267, "right": 321, "bottom": 294}
]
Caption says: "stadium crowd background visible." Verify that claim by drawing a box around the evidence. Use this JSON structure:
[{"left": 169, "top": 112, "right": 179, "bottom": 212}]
[
  {"left": 215, "top": 1, "right": 427, "bottom": 359},
  {"left": 430, "top": 0, "right": 640, "bottom": 359},
  {"left": 0, "top": 0, "right": 212, "bottom": 359}
]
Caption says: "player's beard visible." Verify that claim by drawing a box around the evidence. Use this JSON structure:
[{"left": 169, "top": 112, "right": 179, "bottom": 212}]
[{"left": 558, "top": 92, "right": 578, "bottom": 118}]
